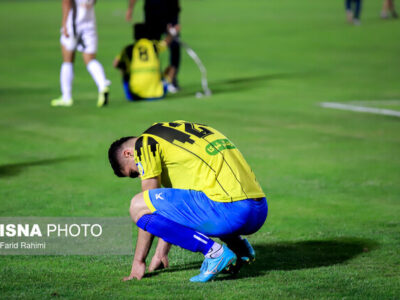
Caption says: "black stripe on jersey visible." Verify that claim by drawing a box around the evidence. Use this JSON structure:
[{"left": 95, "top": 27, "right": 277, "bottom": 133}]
[
  {"left": 147, "top": 137, "right": 159, "bottom": 157},
  {"left": 143, "top": 137, "right": 152, "bottom": 169},
  {"left": 126, "top": 44, "right": 134, "bottom": 61},
  {"left": 135, "top": 136, "right": 144, "bottom": 161},
  {"left": 72, "top": 1, "right": 77, "bottom": 37},
  {"left": 153, "top": 43, "right": 158, "bottom": 55},
  {"left": 144, "top": 123, "right": 195, "bottom": 145},
  {"left": 203, "top": 136, "right": 249, "bottom": 200}
]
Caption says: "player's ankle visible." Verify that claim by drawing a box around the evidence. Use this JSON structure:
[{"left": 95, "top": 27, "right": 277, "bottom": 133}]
[{"left": 205, "top": 242, "right": 224, "bottom": 259}]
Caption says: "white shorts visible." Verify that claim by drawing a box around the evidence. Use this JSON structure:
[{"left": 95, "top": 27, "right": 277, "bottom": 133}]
[{"left": 60, "top": 23, "right": 98, "bottom": 54}]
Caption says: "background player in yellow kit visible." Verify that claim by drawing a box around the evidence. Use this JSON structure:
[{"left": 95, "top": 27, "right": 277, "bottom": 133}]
[
  {"left": 113, "top": 24, "right": 178, "bottom": 101},
  {"left": 108, "top": 121, "right": 268, "bottom": 282}
]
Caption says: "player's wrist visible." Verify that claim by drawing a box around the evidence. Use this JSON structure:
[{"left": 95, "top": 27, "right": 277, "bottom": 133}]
[{"left": 133, "top": 257, "right": 146, "bottom": 264}]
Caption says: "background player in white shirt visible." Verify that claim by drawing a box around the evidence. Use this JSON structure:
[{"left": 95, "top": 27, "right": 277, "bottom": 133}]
[{"left": 51, "top": 0, "right": 110, "bottom": 107}]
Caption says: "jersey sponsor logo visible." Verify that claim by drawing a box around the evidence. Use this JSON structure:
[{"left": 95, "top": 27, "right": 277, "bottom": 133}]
[
  {"left": 136, "top": 162, "right": 145, "bottom": 176},
  {"left": 205, "top": 139, "right": 236, "bottom": 155},
  {"left": 155, "top": 193, "right": 164, "bottom": 200}
]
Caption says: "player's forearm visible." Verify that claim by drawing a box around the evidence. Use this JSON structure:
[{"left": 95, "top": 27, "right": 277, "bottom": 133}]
[
  {"left": 133, "top": 228, "right": 154, "bottom": 263},
  {"left": 141, "top": 177, "right": 161, "bottom": 192},
  {"left": 113, "top": 57, "right": 121, "bottom": 69},
  {"left": 164, "top": 35, "right": 173, "bottom": 46},
  {"left": 61, "top": 0, "right": 71, "bottom": 27},
  {"left": 128, "top": 0, "right": 137, "bottom": 10},
  {"left": 154, "top": 239, "right": 171, "bottom": 258}
]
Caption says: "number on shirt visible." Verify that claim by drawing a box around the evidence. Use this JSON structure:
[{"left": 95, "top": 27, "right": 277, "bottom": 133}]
[
  {"left": 145, "top": 122, "right": 214, "bottom": 145},
  {"left": 138, "top": 47, "right": 149, "bottom": 61}
]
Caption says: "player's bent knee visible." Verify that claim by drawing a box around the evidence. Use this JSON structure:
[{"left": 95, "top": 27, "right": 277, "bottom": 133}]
[{"left": 129, "top": 192, "right": 152, "bottom": 223}]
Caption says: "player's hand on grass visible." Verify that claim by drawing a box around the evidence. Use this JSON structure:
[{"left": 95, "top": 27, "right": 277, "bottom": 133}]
[
  {"left": 148, "top": 254, "right": 169, "bottom": 272},
  {"left": 123, "top": 259, "right": 146, "bottom": 281}
]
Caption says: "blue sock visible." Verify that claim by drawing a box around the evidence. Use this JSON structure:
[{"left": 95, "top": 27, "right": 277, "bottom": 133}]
[
  {"left": 122, "top": 80, "right": 135, "bottom": 101},
  {"left": 137, "top": 214, "right": 214, "bottom": 255}
]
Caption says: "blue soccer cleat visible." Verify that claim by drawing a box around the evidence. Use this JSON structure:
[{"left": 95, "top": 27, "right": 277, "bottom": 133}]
[
  {"left": 241, "top": 238, "right": 256, "bottom": 263},
  {"left": 190, "top": 245, "right": 237, "bottom": 283}
]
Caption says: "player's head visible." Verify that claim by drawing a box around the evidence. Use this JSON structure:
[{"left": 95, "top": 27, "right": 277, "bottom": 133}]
[
  {"left": 133, "top": 23, "right": 149, "bottom": 40},
  {"left": 133, "top": 23, "right": 161, "bottom": 41},
  {"left": 108, "top": 136, "right": 139, "bottom": 178}
]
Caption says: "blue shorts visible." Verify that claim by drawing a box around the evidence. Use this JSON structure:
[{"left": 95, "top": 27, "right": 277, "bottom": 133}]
[
  {"left": 143, "top": 188, "right": 268, "bottom": 238},
  {"left": 123, "top": 80, "right": 168, "bottom": 102}
]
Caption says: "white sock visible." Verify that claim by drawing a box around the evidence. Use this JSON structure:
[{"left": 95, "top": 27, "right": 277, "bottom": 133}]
[
  {"left": 205, "top": 242, "right": 224, "bottom": 259},
  {"left": 86, "top": 59, "right": 108, "bottom": 92},
  {"left": 60, "top": 62, "right": 74, "bottom": 101}
]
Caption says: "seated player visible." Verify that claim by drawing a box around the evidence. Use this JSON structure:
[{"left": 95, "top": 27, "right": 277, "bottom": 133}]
[
  {"left": 126, "top": 0, "right": 182, "bottom": 92},
  {"left": 108, "top": 121, "right": 268, "bottom": 282},
  {"left": 113, "top": 24, "right": 177, "bottom": 101}
]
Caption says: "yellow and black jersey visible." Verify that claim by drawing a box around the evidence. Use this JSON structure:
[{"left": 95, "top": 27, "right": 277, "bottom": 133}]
[
  {"left": 116, "top": 38, "right": 167, "bottom": 99},
  {"left": 134, "top": 121, "right": 265, "bottom": 202}
]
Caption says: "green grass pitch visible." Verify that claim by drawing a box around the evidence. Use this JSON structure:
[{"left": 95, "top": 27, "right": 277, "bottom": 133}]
[{"left": 1, "top": 0, "right": 400, "bottom": 298}]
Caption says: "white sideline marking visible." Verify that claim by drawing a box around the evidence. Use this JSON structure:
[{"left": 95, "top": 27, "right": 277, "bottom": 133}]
[
  {"left": 320, "top": 102, "right": 400, "bottom": 118},
  {"left": 349, "top": 100, "right": 400, "bottom": 106}
]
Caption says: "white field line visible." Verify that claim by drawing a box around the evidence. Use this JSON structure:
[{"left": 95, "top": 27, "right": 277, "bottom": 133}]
[
  {"left": 348, "top": 100, "right": 400, "bottom": 106},
  {"left": 320, "top": 102, "right": 400, "bottom": 118}
]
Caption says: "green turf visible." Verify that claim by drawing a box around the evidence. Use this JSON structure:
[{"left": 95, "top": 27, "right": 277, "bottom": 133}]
[{"left": 1, "top": 0, "right": 400, "bottom": 298}]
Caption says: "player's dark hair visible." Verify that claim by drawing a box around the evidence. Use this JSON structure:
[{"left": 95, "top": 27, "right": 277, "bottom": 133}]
[
  {"left": 108, "top": 136, "right": 136, "bottom": 177},
  {"left": 134, "top": 23, "right": 149, "bottom": 40},
  {"left": 133, "top": 23, "right": 161, "bottom": 41}
]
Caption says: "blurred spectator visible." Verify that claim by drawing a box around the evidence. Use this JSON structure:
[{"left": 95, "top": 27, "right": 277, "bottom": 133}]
[
  {"left": 51, "top": 0, "right": 110, "bottom": 107},
  {"left": 345, "top": 0, "right": 362, "bottom": 25},
  {"left": 381, "top": 0, "right": 398, "bottom": 19}
]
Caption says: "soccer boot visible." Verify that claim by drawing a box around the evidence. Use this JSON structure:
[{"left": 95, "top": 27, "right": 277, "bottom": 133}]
[
  {"left": 190, "top": 245, "right": 236, "bottom": 283},
  {"left": 97, "top": 86, "right": 109, "bottom": 107},
  {"left": 224, "top": 238, "right": 255, "bottom": 274},
  {"left": 51, "top": 97, "right": 73, "bottom": 107}
]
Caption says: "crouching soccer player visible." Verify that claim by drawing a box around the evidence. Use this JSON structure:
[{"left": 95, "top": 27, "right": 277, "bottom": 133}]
[
  {"left": 113, "top": 24, "right": 178, "bottom": 101},
  {"left": 108, "top": 121, "right": 268, "bottom": 282}
]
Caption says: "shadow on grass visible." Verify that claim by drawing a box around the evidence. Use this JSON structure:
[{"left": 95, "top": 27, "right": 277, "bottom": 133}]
[
  {"left": 0, "top": 87, "right": 50, "bottom": 96},
  {"left": 0, "top": 156, "right": 86, "bottom": 178},
  {"left": 232, "top": 237, "right": 377, "bottom": 279},
  {"left": 167, "top": 73, "right": 296, "bottom": 99},
  {"left": 146, "top": 237, "right": 377, "bottom": 279}
]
